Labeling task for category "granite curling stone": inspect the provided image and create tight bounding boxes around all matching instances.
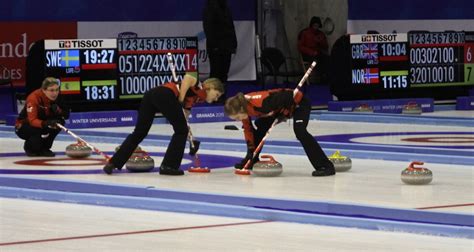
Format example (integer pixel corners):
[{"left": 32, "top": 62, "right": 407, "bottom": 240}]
[
  {"left": 402, "top": 102, "right": 422, "bottom": 115},
  {"left": 401, "top": 161, "right": 433, "bottom": 185},
  {"left": 115, "top": 145, "right": 142, "bottom": 152},
  {"left": 65, "top": 141, "right": 92, "bottom": 158},
  {"left": 126, "top": 151, "right": 155, "bottom": 172},
  {"left": 252, "top": 155, "right": 283, "bottom": 177},
  {"left": 328, "top": 150, "right": 352, "bottom": 172},
  {"left": 353, "top": 104, "right": 373, "bottom": 113}
]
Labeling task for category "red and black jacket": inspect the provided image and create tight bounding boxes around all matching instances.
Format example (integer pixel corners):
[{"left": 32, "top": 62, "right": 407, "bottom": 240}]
[
  {"left": 15, "top": 89, "right": 65, "bottom": 129},
  {"left": 242, "top": 88, "right": 303, "bottom": 149},
  {"left": 162, "top": 82, "right": 207, "bottom": 110}
]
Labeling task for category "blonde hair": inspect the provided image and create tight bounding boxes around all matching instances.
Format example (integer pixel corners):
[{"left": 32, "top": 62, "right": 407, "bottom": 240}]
[
  {"left": 224, "top": 92, "right": 248, "bottom": 116},
  {"left": 41, "top": 77, "right": 59, "bottom": 89},
  {"left": 203, "top": 78, "right": 225, "bottom": 94}
]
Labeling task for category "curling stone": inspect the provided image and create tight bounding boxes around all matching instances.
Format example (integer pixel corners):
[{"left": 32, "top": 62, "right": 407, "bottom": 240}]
[
  {"left": 353, "top": 104, "right": 373, "bottom": 113},
  {"left": 126, "top": 151, "right": 155, "bottom": 172},
  {"left": 402, "top": 102, "right": 422, "bottom": 115},
  {"left": 115, "top": 145, "right": 142, "bottom": 152},
  {"left": 328, "top": 150, "right": 352, "bottom": 172},
  {"left": 401, "top": 161, "right": 433, "bottom": 185},
  {"left": 252, "top": 155, "right": 283, "bottom": 177},
  {"left": 65, "top": 141, "right": 92, "bottom": 158}
]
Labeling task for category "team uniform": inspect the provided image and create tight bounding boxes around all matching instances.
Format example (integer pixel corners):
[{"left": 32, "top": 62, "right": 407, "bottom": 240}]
[
  {"left": 106, "top": 81, "right": 207, "bottom": 174},
  {"left": 15, "top": 89, "right": 67, "bottom": 156},
  {"left": 238, "top": 88, "right": 335, "bottom": 174}
]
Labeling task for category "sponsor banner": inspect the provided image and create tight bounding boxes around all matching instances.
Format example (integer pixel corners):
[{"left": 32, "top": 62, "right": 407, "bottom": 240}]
[
  {"left": 189, "top": 106, "right": 231, "bottom": 123},
  {"left": 350, "top": 34, "right": 407, "bottom": 44},
  {"left": 328, "top": 98, "right": 434, "bottom": 113},
  {"left": 44, "top": 39, "right": 117, "bottom": 50},
  {"left": 78, "top": 21, "right": 256, "bottom": 81},
  {"left": 456, "top": 96, "right": 474, "bottom": 110},
  {"left": 0, "top": 22, "right": 77, "bottom": 87},
  {"left": 348, "top": 20, "right": 474, "bottom": 34},
  {"left": 64, "top": 110, "right": 137, "bottom": 129}
]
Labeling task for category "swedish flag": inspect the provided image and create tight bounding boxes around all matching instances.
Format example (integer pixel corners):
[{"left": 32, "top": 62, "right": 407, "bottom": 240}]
[{"left": 60, "top": 50, "right": 80, "bottom": 67}]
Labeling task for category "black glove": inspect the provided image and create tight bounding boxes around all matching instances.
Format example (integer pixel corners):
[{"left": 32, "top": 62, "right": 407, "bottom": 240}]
[
  {"left": 43, "top": 119, "right": 61, "bottom": 129},
  {"left": 50, "top": 103, "right": 61, "bottom": 115},
  {"left": 189, "top": 140, "right": 200, "bottom": 156},
  {"left": 234, "top": 149, "right": 255, "bottom": 170},
  {"left": 275, "top": 112, "right": 289, "bottom": 124}
]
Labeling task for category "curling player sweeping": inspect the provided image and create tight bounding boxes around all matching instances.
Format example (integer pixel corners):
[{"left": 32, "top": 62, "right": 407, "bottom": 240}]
[
  {"left": 103, "top": 73, "right": 224, "bottom": 175},
  {"left": 224, "top": 65, "right": 335, "bottom": 176}
]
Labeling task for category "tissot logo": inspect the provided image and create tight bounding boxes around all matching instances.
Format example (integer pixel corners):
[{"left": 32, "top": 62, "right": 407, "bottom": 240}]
[
  {"left": 58, "top": 40, "right": 104, "bottom": 49},
  {"left": 361, "top": 34, "right": 397, "bottom": 43},
  {"left": 59, "top": 41, "right": 72, "bottom": 48}
]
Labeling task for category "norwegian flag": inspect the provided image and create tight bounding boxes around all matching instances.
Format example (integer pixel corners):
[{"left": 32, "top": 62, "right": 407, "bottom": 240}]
[
  {"left": 364, "top": 68, "right": 379, "bottom": 84},
  {"left": 362, "top": 43, "right": 378, "bottom": 60}
]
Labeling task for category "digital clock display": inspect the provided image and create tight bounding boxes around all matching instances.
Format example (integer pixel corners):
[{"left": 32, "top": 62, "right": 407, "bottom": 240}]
[
  {"left": 43, "top": 37, "right": 198, "bottom": 111},
  {"left": 350, "top": 33, "right": 409, "bottom": 89},
  {"left": 335, "top": 31, "right": 474, "bottom": 100},
  {"left": 44, "top": 39, "right": 118, "bottom": 105}
]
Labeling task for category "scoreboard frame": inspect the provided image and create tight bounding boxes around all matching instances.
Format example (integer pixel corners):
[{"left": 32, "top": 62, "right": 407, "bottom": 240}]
[
  {"left": 331, "top": 31, "right": 474, "bottom": 101},
  {"left": 44, "top": 37, "right": 198, "bottom": 111}
]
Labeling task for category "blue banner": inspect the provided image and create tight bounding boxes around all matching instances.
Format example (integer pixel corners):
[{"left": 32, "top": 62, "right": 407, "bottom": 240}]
[
  {"left": 349, "top": 0, "right": 474, "bottom": 20},
  {"left": 65, "top": 110, "right": 137, "bottom": 129},
  {"left": 456, "top": 96, "right": 474, "bottom": 110},
  {"left": 328, "top": 98, "right": 434, "bottom": 113},
  {"left": 1, "top": 0, "right": 255, "bottom": 21},
  {"left": 189, "top": 106, "right": 231, "bottom": 123}
]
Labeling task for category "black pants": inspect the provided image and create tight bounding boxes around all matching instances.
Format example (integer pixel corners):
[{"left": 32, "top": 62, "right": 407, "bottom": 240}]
[
  {"left": 254, "top": 96, "right": 333, "bottom": 169},
  {"left": 15, "top": 124, "right": 60, "bottom": 153},
  {"left": 208, "top": 49, "right": 232, "bottom": 82},
  {"left": 110, "top": 87, "right": 188, "bottom": 169}
]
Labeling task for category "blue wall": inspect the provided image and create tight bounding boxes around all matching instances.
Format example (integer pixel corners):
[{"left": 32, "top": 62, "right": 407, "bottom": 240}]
[{"left": 0, "top": 0, "right": 255, "bottom": 21}]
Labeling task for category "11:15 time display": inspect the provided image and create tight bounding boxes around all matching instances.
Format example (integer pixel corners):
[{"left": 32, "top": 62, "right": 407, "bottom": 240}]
[
  {"left": 382, "top": 75, "right": 408, "bottom": 89},
  {"left": 84, "top": 86, "right": 115, "bottom": 100}
]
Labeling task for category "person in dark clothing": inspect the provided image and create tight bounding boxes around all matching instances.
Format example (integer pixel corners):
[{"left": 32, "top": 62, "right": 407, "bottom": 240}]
[
  {"left": 103, "top": 74, "right": 224, "bottom": 176},
  {"left": 15, "top": 77, "right": 69, "bottom": 157},
  {"left": 224, "top": 88, "right": 335, "bottom": 177},
  {"left": 203, "top": 0, "right": 237, "bottom": 83}
]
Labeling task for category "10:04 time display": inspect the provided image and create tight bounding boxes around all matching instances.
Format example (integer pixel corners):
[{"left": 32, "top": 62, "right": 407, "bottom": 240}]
[{"left": 84, "top": 85, "right": 115, "bottom": 100}]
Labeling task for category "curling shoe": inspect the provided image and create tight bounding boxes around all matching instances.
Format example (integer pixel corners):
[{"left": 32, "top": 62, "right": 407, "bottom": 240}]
[
  {"left": 103, "top": 162, "right": 116, "bottom": 175},
  {"left": 312, "top": 167, "right": 336, "bottom": 177},
  {"left": 159, "top": 165, "right": 184, "bottom": 176}
]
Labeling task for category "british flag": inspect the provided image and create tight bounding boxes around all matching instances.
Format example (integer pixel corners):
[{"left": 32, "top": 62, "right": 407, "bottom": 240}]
[
  {"left": 364, "top": 68, "right": 379, "bottom": 84},
  {"left": 362, "top": 43, "right": 378, "bottom": 60}
]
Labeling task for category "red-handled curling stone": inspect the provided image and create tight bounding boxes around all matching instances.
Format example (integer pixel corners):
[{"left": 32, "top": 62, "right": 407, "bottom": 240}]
[
  {"left": 126, "top": 150, "right": 155, "bottom": 172},
  {"left": 401, "top": 161, "right": 433, "bottom": 185},
  {"left": 65, "top": 141, "right": 92, "bottom": 158},
  {"left": 402, "top": 101, "right": 422, "bottom": 115},
  {"left": 252, "top": 155, "right": 283, "bottom": 177}
]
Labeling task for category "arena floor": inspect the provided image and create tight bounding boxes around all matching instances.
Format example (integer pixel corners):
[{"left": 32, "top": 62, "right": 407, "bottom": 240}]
[{"left": 0, "top": 109, "right": 473, "bottom": 251}]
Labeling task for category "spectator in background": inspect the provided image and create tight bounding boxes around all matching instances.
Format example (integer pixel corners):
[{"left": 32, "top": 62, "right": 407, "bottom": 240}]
[
  {"left": 203, "top": 0, "right": 237, "bottom": 84},
  {"left": 298, "top": 16, "right": 329, "bottom": 84},
  {"left": 15, "top": 77, "right": 69, "bottom": 157}
]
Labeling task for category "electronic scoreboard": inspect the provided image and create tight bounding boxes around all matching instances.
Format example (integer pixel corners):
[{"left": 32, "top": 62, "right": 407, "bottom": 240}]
[
  {"left": 44, "top": 37, "right": 198, "bottom": 111},
  {"left": 331, "top": 31, "right": 474, "bottom": 100}
]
